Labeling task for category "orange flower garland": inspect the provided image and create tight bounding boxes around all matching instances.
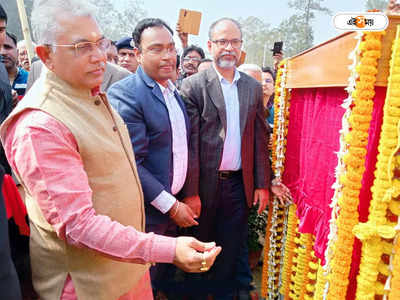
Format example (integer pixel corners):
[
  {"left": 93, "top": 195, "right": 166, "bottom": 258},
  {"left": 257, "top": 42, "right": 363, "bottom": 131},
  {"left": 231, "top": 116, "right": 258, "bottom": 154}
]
[
  {"left": 354, "top": 27, "right": 400, "bottom": 300},
  {"left": 326, "top": 30, "right": 385, "bottom": 300},
  {"left": 279, "top": 204, "right": 299, "bottom": 297}
]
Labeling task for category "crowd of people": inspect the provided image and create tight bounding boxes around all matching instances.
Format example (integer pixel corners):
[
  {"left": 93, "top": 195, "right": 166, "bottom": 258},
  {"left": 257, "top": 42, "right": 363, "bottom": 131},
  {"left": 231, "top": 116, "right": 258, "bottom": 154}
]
[{"left": 0, "top": 1, "right": 292, "bottom": 300}]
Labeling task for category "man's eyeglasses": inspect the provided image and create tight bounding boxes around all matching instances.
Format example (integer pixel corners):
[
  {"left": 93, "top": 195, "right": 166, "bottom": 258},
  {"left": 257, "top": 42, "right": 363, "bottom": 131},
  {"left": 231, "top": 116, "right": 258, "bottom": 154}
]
[
  {"left": 143, "top": 46, "right": 177, "bottom": 56},
  {"left": 211, "top": 39, "right": 243, "bottom": 49},
  {"left": 183, "top": 57, "right": 201, "bottom": 63},
  {"left": 48, "top": 38, "right": 110, "bottom": 57},
  {"left": 264, "top": 79, "right": 274, "bottom": 84}
]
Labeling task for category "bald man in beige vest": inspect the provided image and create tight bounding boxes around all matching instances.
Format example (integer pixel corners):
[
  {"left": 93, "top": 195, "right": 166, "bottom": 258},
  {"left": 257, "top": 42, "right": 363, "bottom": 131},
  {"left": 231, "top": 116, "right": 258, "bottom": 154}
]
[{"left": 0, "top": 1, "right": 221, "bottom": 300}]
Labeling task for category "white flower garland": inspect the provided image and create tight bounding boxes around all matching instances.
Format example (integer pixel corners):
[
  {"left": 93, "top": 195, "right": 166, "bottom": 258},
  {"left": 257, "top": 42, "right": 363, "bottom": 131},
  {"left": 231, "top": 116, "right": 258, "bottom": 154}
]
[{"left": 267, "top": 61, "right": 290, "bottom": 299}]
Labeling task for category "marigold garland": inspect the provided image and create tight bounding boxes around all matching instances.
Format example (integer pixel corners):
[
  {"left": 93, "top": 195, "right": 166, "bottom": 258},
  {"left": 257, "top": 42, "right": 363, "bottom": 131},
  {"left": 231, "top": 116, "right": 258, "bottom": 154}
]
[
  {"left": 279, "top": 204, "right": 299, "bottom": 297},
  {"left": 325, "top": 30, "right": 385, "bottom": 300},
  {"left": 313, "top": 260, "right": 326, "bottom": 300},
  {"left": 389, "top": 225, "right": 400, "bottom": 300},
  {"left": 354, "top": 27, "right": 400, "bottom": 300},
  {"left": 321, "top": 31, "right": 363, "bottom": 288}
]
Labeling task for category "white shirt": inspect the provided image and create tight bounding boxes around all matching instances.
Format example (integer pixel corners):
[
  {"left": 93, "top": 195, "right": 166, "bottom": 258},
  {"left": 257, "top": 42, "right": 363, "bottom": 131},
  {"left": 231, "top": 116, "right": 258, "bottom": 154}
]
[
  {"left": 151, "top": 80, "right": 188, "bottom": 213},
  {"left": 215, "top": 66, "right": 242, "bottom": 171}
]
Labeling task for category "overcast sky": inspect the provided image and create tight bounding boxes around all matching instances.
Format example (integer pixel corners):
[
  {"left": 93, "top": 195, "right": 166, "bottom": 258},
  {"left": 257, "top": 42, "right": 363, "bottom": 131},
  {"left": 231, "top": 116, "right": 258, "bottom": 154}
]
[{"left": 131, "top": 0, "right": 370, "bottom": 54}]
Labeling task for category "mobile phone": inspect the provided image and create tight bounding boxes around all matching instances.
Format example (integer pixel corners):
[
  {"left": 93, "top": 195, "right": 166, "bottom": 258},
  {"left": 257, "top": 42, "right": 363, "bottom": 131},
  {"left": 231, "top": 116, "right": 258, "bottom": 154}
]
[{"left": 271, "top": 41, "right": 283, "bottom": 55}]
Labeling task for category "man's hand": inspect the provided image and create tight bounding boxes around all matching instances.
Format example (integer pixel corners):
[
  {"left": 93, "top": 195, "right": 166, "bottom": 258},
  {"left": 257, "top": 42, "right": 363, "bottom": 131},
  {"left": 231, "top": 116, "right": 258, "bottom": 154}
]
[
  {"left": 169, "top": 201, "right": 198, "bottom": 227},
  {"left": 272, "top": 52, "right": 283, "bottom": 71},
  {"left": 176, "top": 23, "right": 188, "bottom": 48},
  {"left": 183, "top": 195, "right": 201, "bottom": 217},
  {"left": 11, "top": 89, "right": 18, "bottom": 108},
  {"left": 173, "top": 237, "right": 222, "bottom": 273},
  {"left": 271, "top": 182, "right": 292, "bottom": 206},
  {"left": 253, "top": 188, "right": 269, "bottom": 214}
]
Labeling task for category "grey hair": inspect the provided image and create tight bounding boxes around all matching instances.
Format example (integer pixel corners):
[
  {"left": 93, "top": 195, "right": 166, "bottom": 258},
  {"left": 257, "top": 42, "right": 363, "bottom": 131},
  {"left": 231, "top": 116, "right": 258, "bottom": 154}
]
[
  {"left": 208, "top": 17, "right": 242, "bottom": 40},
  {"left": 31, "top": 0, "right": 97, "bottom": 45},
  {"left": 237, "top": 63, "right": 262, "bottom": 74}
]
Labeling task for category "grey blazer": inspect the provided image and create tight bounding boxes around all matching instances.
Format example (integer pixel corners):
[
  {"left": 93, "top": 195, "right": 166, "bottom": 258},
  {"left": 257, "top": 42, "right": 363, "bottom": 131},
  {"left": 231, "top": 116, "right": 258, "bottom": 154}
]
[
  {"left": 26, "top": 60, "right": 131, "bottom": 92},
  {"left": 180, "top": 67, "right": 271, "bottom": 209}
]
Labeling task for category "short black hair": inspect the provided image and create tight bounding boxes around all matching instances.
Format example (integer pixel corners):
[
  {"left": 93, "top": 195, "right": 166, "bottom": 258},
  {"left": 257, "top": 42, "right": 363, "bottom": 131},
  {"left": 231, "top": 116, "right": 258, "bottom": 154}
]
[
  {"left": 6, "top": 32, "right": 17, "bottom": 46},
  {"left": 0, "top": 4, "right": 7, "bottom": 23},
  {"left": 132, "top": 18, "right": 173, "bottom": 49},
  {"left": 262, "top": 66, "right": 275, "bottom": 81},
  {"left": 183, "top": 45, "right": 205, "bottom": 60},
  {"left": 176, "top": 54, "right": 180, "bottom": 69}
]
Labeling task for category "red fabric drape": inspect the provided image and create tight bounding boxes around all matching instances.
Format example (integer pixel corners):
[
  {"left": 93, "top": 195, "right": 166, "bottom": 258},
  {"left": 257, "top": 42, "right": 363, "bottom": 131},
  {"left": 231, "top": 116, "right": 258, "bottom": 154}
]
[
  {"left": 282, "top": 86, "right": 386, "bottom": 300},
  {"left": 2, "top": 174, "right": 29, "bottom": 236},
  {"left": 283, "top": 87, "right": 346, "bottom": 260}
]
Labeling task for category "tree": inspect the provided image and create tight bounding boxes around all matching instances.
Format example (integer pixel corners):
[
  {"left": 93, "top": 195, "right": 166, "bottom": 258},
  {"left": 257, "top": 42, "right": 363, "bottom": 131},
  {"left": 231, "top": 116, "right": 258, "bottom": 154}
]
[
  {"left": 90, "top": 0, "right": 147, "bottom": 41},
  {"left": 239, "top": 16, "right": 276, "bottom": 67},
  {"left": 0, "top": 0, "right": 147, "bottom": 43},
  {"left": 288, "top": 0, "right": 332, "bottom": 51},
  {"left": 240, "top": 1, "right": 332, "bottom": 66},
  {"left": 365, "top": 0, "right": 388, "bottom": 10}
]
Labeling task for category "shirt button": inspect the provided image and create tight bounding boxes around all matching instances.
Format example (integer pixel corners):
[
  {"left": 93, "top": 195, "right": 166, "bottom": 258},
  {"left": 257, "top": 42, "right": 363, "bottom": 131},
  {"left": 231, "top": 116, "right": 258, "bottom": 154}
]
[
  {"left": 94, "top": 99, "right": 101, "bottom": 105},
  {"left": 112, "top": 125, "right": 118, "bottom": 132}
]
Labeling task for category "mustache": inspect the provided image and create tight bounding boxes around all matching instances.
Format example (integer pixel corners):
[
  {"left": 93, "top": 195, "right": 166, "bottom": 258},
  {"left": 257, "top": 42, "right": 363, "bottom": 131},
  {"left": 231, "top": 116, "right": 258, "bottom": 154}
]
[{"left": 219, "top": 51, "right": 237, "bottom": 59}]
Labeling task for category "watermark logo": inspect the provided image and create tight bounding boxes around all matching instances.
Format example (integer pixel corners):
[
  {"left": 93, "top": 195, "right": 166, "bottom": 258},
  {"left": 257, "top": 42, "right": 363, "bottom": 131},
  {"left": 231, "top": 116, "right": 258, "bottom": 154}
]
[{"left": 333, "top": 12, "right": 388, "bottom": 31}]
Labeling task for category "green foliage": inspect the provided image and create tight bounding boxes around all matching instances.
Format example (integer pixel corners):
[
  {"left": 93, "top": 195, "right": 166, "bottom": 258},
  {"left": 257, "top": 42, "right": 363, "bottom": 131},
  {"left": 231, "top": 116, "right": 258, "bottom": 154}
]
[
  {"left": 248, "top": 204, "right": 268, "bottom": 252},
  {"left": 365, "top": 0, "right": 388, "bottom": 10}
]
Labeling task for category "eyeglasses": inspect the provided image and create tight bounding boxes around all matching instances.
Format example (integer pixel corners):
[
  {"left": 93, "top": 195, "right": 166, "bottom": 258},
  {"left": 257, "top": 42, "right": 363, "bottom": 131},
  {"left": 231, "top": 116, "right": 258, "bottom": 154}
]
[
  {"left": 211, "top": 39, "right": 242, "bottom": 49},
  {"left": 264, "top": 79, "right": 274, "bottom": 84},
  {"left": 48, "top": 38, "right": 110, "bottom": 57},
  {"left": 183, "top": 57, "right": 201, "bottom": 63},
  {"left": 143, "top": 46, "right": 177, "bottom": 56}
]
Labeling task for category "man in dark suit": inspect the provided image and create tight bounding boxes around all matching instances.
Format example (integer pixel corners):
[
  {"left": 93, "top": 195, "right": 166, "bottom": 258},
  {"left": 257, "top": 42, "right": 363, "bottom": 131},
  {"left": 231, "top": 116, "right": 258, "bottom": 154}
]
[
  {"left": 107, "top": 18, "right": 197, "bottom": 297},
  {"left": 180, "top": 17, "right": 271, "bottom": 299}
]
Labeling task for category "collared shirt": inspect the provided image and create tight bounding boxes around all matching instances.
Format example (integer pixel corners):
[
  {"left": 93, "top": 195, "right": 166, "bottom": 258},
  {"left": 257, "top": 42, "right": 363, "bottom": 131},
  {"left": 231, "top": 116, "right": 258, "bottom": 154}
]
[
  {"left": 214, "top": 66, "right": 242, "bottom": 171},
  {"left": 151, "top": 80, "right": 188, "bottom": 213},
  {"left": 12, "top": 67, "right": 28, "bottom": 97}
]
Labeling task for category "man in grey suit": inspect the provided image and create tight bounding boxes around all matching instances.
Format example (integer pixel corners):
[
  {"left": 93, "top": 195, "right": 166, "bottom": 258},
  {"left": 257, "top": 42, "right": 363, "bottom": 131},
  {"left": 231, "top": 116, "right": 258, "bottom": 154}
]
[
  {"left": 180, "top": 18, "right": 271, "bottom": 300},
  {"left": 26, "top": 59, "right": 131, "bottom": 92}
]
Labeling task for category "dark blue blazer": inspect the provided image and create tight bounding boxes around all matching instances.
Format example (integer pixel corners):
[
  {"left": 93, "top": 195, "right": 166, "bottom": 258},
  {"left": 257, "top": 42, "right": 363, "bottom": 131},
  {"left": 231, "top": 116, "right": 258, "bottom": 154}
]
[{"left": 107, "top": 66, "right": 190, "bottom": 225}]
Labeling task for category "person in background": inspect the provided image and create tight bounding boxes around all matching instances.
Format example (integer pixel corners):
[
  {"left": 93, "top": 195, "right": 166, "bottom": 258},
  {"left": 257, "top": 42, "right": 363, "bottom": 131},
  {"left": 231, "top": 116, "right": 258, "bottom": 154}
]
[
  {"left": 106, "top": 40, "right": 119, "bottom": 64},
  {"left": 116, "top": 37, "right": 139, "bottom": 73},
  {"left": 1, "top": 1, "right": 221, "bottom": 299},
  {"left": 197, "top": 58, "right": 213, "bottom": 73},
  {"left": 261, "top": 66, "right": 275, "bottom": 129},
  {"left": 1, "top": 32, "right": 28, "bottom": 102},
  {"left": 16, "top": 40, "right": 34, "bottom": 72},
  {"left": 176, "top": 45, "right": 205, "bottom": 89}
]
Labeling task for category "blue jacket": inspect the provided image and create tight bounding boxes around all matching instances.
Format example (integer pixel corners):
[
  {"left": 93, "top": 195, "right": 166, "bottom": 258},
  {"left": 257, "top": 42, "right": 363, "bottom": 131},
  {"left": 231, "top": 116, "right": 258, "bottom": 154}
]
[{"left": 107, "top": 67, "right": 190, "bottom": 225}]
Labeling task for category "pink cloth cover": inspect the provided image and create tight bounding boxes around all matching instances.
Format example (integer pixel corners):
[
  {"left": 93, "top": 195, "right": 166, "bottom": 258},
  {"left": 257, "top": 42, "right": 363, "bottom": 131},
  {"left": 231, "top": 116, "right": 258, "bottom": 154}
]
[{"left": 282, "top": 86, "right": 387, "bottom": 300}]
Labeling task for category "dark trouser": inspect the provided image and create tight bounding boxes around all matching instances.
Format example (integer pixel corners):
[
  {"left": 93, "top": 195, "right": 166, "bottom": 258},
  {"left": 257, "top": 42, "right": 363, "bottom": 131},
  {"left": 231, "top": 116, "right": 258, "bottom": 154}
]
[
  {"left": 146, "top": 220, "right": 177, "bottom": 293},
  {"left": 235, "top": 230, "right": 253, "bottom": 291},
  {"left": 186, "top": 171, "right": 249, "bottom": 300}
]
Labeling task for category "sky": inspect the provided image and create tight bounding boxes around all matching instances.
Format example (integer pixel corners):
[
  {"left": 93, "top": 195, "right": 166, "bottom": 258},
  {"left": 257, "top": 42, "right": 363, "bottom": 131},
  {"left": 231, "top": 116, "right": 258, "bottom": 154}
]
[{"left": 128, "top": 0, "right": 371, "bottom": 55}]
